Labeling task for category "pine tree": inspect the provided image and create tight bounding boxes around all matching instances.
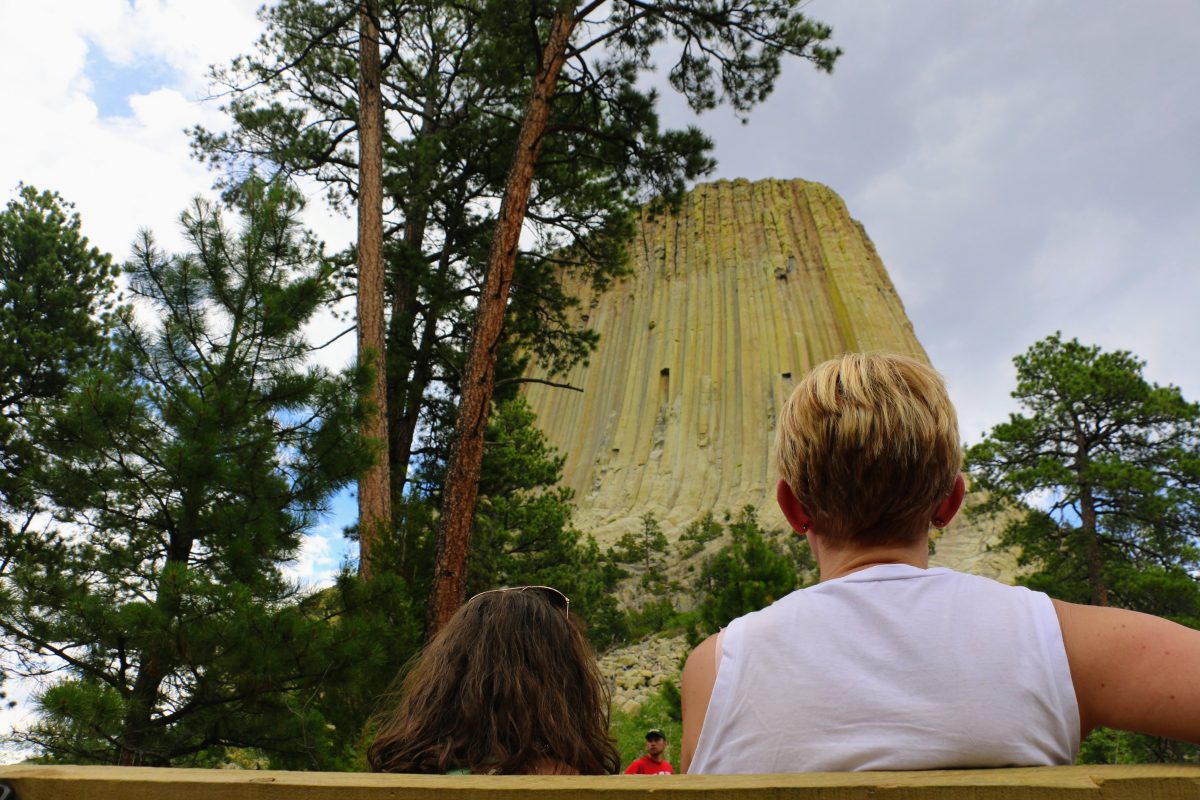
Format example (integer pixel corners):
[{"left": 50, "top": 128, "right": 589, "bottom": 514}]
[
  {"left": 678, "top": 512, "right": 723, "bottom": 559},
  {"left": 0, "top": 180, "right": 376, "bottom": 765},
  {"left": 0, "top": 186, "right": 118, "bottom": 511},
  {"left": 467, "top": 397, "right": 628, "bottom": 648},
  {"left": 967, "top": 333, "right": 1200, "bottom": 616},
  {"left": 967, "top": 333, "right": 1200, "bottom": 763},
  {"left": 193, "top": 0, "right": 632, "bottom": 512},
  {"left": 695, "top": 507, "right": 814, "bottom": 633},
  {"left": 613, "top": 513, "right": 671, "bottom": 592},
  {"left": 355, "top": 0, "right": 391, "bottom": 579}
]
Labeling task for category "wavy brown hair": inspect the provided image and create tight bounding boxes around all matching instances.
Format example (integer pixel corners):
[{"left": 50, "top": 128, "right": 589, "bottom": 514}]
[{"left": 367, "top": 588, "right": 620, "bottom": 775}]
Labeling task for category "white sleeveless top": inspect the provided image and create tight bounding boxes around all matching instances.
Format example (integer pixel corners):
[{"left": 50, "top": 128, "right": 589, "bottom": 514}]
[{"left": 689, "top": 564, "right": 1080, "bottom": 773}]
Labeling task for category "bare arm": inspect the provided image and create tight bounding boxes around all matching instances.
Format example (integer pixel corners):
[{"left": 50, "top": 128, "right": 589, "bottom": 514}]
[
  {"left": 679, "top": 633, "right": 718, "bottom": 773},
  {"left": 1054, "top": 598, "right": 1200, "bottom": 743}
]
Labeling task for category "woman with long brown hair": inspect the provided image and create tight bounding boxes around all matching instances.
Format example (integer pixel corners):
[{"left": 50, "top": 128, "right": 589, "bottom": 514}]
[{"left": 368, "top": 586, "right": 620, "bottom": 775}]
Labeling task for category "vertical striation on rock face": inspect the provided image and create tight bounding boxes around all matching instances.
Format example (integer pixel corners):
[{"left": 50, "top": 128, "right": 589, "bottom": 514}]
[
  {"left": 522, "top": 178, "right": 1013, "bottom": 580},
  {"left": 522, "top": 178, "right": 920, "bottom": 539}
]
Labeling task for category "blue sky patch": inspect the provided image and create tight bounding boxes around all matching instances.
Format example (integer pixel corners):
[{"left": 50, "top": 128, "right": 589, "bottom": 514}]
[{"left": 84, "top": 45, "right": 179, "bottom": 118}]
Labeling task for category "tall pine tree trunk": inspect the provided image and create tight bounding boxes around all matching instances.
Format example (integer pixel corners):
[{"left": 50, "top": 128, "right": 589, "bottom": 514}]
[
  {"left": 356, "top": 0, "right": 390, "bottom": 580},
  {"left": 391, "top": 285, "right": 440, "bottom": 495},
  {"left": 118, "top": 524, "right": 196, "bottom": 765},
  {"left": 386, "top": 273, "right": 420, "bottom": 496},
  {"left": 428, "top": 5, "right": 578, "bottom": 632},
  {"left": 387, "top": 83, "right": 440, "bottom": 501},
  {"left": 1075, "top": 430, "right": 1108, "bottom": 607},
  {"left": 1080, "top": 483, "right": 1109, "bottom": 606}
]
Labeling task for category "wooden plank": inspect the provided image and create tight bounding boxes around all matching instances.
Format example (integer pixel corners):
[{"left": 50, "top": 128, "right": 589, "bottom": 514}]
[{"left": 1, "top": 765, "right": 1200, "bottom": 800}]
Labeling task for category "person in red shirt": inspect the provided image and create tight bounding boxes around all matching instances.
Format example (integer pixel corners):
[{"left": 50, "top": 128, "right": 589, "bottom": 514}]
[{"left": 624, "top": 729, "right": 674, "bottom": 774}]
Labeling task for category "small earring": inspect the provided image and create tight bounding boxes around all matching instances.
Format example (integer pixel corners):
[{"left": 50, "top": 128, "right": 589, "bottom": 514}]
[
  {"left": 799, "top": 523, "right": 810, "bottom": 533},
  {"left": 932, "top": 517, "right": 945, "bottom": 528}
]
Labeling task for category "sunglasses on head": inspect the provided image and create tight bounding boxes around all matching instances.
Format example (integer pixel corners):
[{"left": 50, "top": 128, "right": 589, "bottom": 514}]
[{"left": 467, "top": 585, "right": 570, "bottom": 619}]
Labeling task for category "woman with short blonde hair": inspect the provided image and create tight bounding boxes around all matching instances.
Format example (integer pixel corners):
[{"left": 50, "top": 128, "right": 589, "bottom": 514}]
[{"left": 681, "top": 352, "right": 1200, "bottom": 774}]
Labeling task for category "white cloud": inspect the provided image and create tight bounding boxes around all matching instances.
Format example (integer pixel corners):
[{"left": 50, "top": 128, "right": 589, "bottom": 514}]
[
  {"left": 76, "top": 0, "right": 263, "bottom": 91},
  {"left": 283, "top": 525, "right": 350, "bottom": 589},
  {"left": 0, "top": 0, "right": 357, "bottom": 369},
  {"left": 0, "top": 1, "right": 261, "bottom": 256},
  {"left": 0, "top": 681, "right": 42, "bottom": 765}
]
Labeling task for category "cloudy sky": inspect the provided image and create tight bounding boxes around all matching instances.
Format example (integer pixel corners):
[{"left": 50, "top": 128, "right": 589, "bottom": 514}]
[
  {"left": 668, "top": 0, "right": 1200, "bottom": 442},
  {"left": 1, "top": 0, "right": 1197, "bottom": 727},
  {"left": 5, "top": 0, "right": 1195, "bottom": 437}
]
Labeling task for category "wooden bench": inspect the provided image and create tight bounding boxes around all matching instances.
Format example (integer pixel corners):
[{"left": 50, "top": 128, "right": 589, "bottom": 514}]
[{"left": 2, "top": 764, "right": 1200, "bottom": 800}]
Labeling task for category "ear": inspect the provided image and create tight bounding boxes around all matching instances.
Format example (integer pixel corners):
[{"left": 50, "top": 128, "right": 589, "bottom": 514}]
[
  {"left": 932, "top": 473, "right": 967, "bottom": 528},
  {"left": 776, "top": 479, "right": 812, "bottom": 534}
]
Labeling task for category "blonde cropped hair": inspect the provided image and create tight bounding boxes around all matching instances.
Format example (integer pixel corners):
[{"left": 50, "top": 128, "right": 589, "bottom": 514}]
[{"left": 776, "top": 353, "right": 962, "bottom": 545}]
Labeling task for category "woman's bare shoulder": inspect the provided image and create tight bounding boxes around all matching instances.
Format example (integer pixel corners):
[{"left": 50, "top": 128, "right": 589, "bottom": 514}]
[
  {"left": 679, "top": 633, "right": 720, "bottom": 773},
  {"left": 1053, "top": 598, "right": 1200, "bottom": 744}
]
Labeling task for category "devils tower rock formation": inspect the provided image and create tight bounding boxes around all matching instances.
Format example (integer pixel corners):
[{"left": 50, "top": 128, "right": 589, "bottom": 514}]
[{"left": 523, "top": 178, "right": 1014, "bottom": 579}]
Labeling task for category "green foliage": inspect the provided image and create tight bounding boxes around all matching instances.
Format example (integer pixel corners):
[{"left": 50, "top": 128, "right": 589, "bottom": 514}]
[
  {"left": 678, "top": 512, "right": 723, "bottom": 558},
  {"left": 609, "top": 507, "right": 816, "bottom": 644},
  {"left": 302, "top": 570, "right": 423, "bottom": 771},
  {"left": 614, "top": 513, "right": 702, "bottom": 641},
  {"left": 609, "top": 685, "right": 683, "bottom": 772},
  {"left": 1078, "top": 727, "right": 1200, "bottom": 765},
  {"left": 0, "top": 185, "right": 118, "bottom": 509},
  {"left": 967, "top": 333, "right": 1200, "bottom": 762},
  {"left": 658, "top": 679, "right": 683, "bottom": 723},
  {"left": 461, "top": 396, "right": 628, "bottom": 650},
  {"left": 695, "top": 506, "right": 815, "bottom": 634},
  {"left": 623, "top": 600, "right": 699, "bottom": 643},
  {"left": 0, "top": 180, "right": 380, "bottom": 766},
  {"left": 613, "top": 513, "right": 671, "bottom": 592}
]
